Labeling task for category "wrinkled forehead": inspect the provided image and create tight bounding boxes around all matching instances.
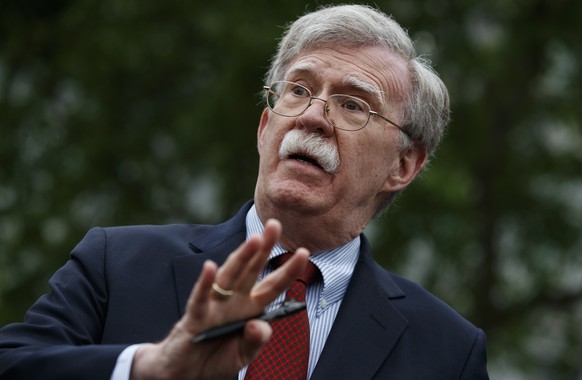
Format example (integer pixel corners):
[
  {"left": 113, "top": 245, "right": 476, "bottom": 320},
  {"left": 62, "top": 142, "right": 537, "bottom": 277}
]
[
  {"left": 283, "top": 46, "right": 411, "bottom": 107},
  {"left": 286, "top": 60, "right": 386, "bottom": 106}
]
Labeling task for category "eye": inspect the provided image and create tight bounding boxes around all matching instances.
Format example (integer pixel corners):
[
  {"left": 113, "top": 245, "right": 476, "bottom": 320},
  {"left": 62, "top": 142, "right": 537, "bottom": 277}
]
[
  {"left": 341, "top": 96, "right": 367, "bottom": 113},
  {"left": 289, "top": 83, "right": 310, "bottom": 97}
]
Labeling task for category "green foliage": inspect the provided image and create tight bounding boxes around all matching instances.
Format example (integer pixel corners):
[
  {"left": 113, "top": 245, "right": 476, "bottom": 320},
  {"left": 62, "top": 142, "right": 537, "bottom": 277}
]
[{"left": 1, "top": 0, "right": 581, "bottom": 378}]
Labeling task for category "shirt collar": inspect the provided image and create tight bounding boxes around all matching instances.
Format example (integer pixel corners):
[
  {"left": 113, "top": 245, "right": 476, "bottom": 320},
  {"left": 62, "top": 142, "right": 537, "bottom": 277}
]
[{"left": 245, "top": 204, "right": 360, "bottom": 310}]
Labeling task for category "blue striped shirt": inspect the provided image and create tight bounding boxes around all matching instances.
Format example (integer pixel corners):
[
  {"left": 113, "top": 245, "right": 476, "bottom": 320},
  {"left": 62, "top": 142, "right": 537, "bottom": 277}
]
[{"left": 239, "top": 205, "right": 360, "bottom": 379}]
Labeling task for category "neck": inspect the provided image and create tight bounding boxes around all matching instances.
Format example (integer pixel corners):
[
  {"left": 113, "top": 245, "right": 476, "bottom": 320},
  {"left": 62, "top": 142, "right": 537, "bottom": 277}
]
[{"left": 254, "top": 198, "right": 367, "bottom": 254}]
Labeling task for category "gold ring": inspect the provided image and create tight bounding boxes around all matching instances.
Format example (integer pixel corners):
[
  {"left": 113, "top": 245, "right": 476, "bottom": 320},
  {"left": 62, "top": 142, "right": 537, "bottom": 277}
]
[{"left": 212, "top": 282, "right": 234, "bottom": 299}]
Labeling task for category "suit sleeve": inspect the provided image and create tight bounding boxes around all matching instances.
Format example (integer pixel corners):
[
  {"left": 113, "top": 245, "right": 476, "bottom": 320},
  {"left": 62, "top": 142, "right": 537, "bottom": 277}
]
[
  {"left": 460, "top": 328, "right": 490, "bottom": 380},
  {"left": 0, "top": 228, "right": 128, "bottom": 380}
]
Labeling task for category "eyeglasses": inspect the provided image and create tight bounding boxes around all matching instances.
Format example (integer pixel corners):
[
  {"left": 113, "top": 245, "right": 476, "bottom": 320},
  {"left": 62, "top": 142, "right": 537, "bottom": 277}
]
[{"left": 263, "top": 81, "right": 406, "bottom": 134}]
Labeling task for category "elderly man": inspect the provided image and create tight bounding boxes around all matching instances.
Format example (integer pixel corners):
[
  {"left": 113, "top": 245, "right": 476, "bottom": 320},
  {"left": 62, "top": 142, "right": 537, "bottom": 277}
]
[{"left": 0, "top": 4, "right": 489, "bottom": 380}]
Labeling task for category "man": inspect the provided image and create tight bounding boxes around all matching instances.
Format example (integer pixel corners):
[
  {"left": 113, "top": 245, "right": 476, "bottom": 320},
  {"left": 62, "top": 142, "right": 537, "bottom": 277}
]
[{"left": 0, "top": 4, "right": 489, "bottom": 379}]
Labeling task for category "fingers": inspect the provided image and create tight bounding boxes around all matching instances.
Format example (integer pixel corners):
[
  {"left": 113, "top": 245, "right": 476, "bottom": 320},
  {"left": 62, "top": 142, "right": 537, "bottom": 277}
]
[
  {"left": 146, "top": 220, "right": 311, "bottom": 380},
  {"left": 187, "top": 260, "right": 218, "bottom": 323},
  {"left": 239, "top": 320, "right": 272, "bottom": 365},
  {"left": 215, "top": 219, "right": 282, "bottom": 294},
  {"left": 184, "top": 219, "right": 309, "bottom": 332},
  {"left": 245, "top": 320, "right": 272, "bottom": 345},
  {"left": 261, "top": 219, "right": 283, "bottom": 250},
  {"left": 251, "top": 248, "right": 309, "bottom": 305},
  {"left": 214, "top": 237, "right": 261, "bottom": 292},
  {"left": 183, "top": 219, "right": 286, "bottom": 330},
  {"left": 236, "top": 220, "right": 282, "bottom": 292}
]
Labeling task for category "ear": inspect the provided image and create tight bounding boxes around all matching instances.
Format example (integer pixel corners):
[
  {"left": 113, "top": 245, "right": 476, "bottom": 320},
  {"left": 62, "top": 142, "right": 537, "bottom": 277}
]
[
  {"left": 381, "top": 146, "right": 427, "bottom": 193},
  {"left": 257, "top": 108, "right": 270, "bottom": 153}
]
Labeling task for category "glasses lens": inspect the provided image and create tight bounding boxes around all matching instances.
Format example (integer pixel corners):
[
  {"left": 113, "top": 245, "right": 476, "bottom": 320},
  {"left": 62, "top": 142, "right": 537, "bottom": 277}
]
[
  {"left": 326, "top": 94, "right": 371, "bottom": 131},
  {"left": 266, "top": 81, "right": 311, "bottom": 117}
]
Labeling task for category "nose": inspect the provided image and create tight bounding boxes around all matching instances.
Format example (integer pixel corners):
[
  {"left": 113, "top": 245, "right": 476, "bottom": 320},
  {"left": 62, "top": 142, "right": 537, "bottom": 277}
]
[{"left": 297, "top": 97, "right": 335, "bottom": 137}]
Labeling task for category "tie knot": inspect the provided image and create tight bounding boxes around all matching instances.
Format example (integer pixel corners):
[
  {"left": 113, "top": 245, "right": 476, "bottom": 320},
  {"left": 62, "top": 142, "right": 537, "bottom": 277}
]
[{"left": 271, "top": 252, "right": 321, "bottom": 285}]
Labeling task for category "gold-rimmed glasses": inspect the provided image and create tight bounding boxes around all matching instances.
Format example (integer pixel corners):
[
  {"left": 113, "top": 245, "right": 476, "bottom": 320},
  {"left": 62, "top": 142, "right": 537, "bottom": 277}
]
[{"left": 263, "top": 81, "right": 407, "bottom": 136}]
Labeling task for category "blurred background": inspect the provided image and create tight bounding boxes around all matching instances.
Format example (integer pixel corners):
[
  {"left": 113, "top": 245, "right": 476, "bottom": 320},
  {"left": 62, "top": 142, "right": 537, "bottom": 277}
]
[{"left": 1, "top": 0, "right": 581, "bottom": 378}]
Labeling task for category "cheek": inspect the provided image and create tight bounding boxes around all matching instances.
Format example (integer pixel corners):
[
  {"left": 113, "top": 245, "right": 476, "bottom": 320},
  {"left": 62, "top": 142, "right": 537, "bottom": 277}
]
[
  {"left": 259, "top": 124, "right": 293, "bottom": 173},
  {"left": 342, "top": 134, "right": 396, "bottom": 177},
  {"left": 259, "top": 123, "right": 281, "bottom": 156},
  {"left": 346, "top": 135, "right": 387, "bottom": 164}
]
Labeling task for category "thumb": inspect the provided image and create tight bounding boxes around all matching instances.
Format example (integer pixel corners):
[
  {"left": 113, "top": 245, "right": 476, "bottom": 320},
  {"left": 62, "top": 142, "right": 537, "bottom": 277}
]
[{"left": 239, "top": 320, "right": 272, "bottom": 365}]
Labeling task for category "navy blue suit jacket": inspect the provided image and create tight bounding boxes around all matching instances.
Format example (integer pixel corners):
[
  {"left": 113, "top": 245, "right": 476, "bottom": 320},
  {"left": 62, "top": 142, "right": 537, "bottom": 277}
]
[{"left": 0, "top": 202, "right": 489, "bottom": 379}]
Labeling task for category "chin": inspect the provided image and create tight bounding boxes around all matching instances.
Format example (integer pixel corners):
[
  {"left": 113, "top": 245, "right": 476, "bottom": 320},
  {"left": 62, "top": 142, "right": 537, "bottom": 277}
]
[{"left": 266, "top": 182, "right": 330, "bottom": 216}]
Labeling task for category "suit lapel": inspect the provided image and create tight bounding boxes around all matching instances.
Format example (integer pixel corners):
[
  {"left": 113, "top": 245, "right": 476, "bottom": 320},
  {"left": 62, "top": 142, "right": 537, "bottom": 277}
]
[
  {"left": 311, "top": 237, "right": 409, "bottom": 379},
  {"left": 172, "top": 235, "right": 246, "bottom": 380},
  {"left": 172, "top": 203, "right": 408, "bottom": 379},
  {"left": 172, "top": 202, "right": 251, "bottom": 315}
]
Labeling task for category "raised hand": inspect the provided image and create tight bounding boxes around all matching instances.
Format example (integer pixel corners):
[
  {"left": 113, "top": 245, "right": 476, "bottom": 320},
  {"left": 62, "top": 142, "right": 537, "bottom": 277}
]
[{"left": 131, "top": 219, "right": 309, "bottom": 380}]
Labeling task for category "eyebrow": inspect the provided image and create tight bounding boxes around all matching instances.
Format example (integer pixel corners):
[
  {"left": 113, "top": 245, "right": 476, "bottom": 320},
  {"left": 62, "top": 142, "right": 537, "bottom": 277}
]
[
  {"left": 285, "top": 62, "right": 318, "bottom": 78},
  {"left": 285, "top": 63, "right": 386, "bottom": 108},
  {"left": 344, "top": 75, "right": 385, "bottom": 108}
]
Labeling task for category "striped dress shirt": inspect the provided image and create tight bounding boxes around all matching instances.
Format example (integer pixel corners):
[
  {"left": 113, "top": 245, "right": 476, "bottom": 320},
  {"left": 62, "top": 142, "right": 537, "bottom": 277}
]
[{"left": 239, "top": 205, "right": 360, "bottom": 379}]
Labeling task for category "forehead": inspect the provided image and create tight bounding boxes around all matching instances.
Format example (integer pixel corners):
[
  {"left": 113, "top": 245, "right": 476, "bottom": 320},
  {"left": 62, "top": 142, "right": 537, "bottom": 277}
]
[
  {"left": 289, "top": 61, "right": 379, "bottom": 93},
  {"left": 284, "top": 45, "right": 411, "bottom": 105}
]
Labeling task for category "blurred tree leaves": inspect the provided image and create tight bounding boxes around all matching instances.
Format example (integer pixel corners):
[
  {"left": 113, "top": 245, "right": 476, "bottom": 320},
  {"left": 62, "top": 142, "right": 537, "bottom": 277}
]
[{"left": 1, "top": 0, "right": 581, "bottom": 378}]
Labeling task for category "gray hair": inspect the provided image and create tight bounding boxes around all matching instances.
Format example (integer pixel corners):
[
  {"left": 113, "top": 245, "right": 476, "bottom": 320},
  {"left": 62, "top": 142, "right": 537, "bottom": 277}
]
[
  {"left": 264, "top": 4, "right": 450, "bottom": 214},
  {"left": 265, "top": 4, "right": 450, "bottom": 158}
]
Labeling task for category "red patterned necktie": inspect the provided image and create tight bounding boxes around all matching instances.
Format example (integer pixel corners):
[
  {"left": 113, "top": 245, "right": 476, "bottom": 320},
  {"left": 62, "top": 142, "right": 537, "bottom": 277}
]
[{"left": 244, "top": 252, "right": 321, "bottom": 380}]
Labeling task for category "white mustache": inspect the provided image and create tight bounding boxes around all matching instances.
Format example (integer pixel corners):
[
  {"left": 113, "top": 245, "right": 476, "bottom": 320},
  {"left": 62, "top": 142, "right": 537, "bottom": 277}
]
[{"left": 279, "top": 130, "right": 340, "bottom": 174}]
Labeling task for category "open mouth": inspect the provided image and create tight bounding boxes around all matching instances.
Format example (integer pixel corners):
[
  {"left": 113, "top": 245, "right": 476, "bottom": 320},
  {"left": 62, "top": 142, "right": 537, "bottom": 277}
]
[
  {"left": 278, "top": 130, "right": 340, "bottom": 174},
  {"left": 288, "top": 153, "right": 323, "bottom": 169}
]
